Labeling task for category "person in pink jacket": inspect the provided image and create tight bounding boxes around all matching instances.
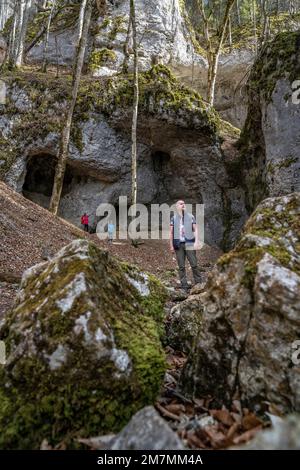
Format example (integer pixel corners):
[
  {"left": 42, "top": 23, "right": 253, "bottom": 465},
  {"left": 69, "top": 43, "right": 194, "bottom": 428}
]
[{"left": 81, "top": 213, "right": 89, "bottom": 232}]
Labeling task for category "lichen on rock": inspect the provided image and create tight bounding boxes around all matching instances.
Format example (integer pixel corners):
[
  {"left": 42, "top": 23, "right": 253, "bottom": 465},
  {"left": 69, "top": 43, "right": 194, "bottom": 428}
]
[{"left": 0, "top": 239, "right": 166, "bottom": 449}]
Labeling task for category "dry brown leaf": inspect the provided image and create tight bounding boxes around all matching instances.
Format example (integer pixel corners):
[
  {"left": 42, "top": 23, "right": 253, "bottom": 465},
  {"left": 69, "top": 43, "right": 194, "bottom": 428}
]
[
  {"left": 164, "top": 403, "right": 186, "bottom": 414},
  {"left": 233, "top": 425, "right": 263, "bottom": 445},
  {"left": 203, "top": 426, "right": 227, "bottom": 448},
  {"left": 155, "top": 402, "right": 181, "bottom": 421},
  {"left": 187, "top": 432, "right": 207, "bottom": 449},
  {"left": 226, "top": 422, "right": 241, "bottom": 441},
  {"left": 231, "top": 412, "right": 242, "bottom": 424},
  {"left": 242, "top": 413, "right": 263, "bottom": 430},
  {"left": 210, "top": 409, "right": 234, "bottom": 427}
]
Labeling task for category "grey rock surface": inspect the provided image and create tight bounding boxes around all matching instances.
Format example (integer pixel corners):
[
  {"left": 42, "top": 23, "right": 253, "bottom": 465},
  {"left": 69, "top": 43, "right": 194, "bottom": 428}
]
[
  {"left": 179, "top": 192, "right": 300, "bottom": 414},
  {"left": 109, "top": 406, "right": 185, "bottom": 450}
]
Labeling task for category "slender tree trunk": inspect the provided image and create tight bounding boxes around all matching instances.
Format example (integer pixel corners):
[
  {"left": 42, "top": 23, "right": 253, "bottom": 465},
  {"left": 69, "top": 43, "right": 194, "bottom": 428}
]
[
  {"left": 130, "top": 0, "right": 138, "bottom": 206},
  {"left": 261, "top": 0, "right": 270, "bottom": 45},
  {"left": 228, "top": 13, "right": 232, "bottom": 48},
  {"left": 15, "top": 0, "right": 30, "bottom": 68},
  {"left": 42, "top": 0, "right": 57, "bottom": 73},
  {"left": 49, "top": 0, "right": 92, "bottom": 215},
  {"left": 252, "top": 0, "right": 258, "bottom": 54},
  {"left": 207, "top": 0, "right": 235, "bottom": 106},
  {"left": 122, "top": 11, "right": 131, "bottom": 74},
  {"left": 77, "top": 0, "right": 87, "bottom": 43},
  {"left": 236, "top": 0, "right": 241, "bottom": 26},
  {"left": 6, "top": 1, "right": 18, "bottom": 68}
]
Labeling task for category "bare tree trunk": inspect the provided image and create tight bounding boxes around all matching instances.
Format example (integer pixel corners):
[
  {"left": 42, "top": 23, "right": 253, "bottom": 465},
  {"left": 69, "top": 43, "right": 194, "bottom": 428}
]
[
  {"left": 15, "top": 0, "right": 30, "bottom": 68},
  {"left": 261, "top": 0, "right": 270, "bottom": 45},
  {"left": 7, "top": 1, "right": 18, "bottom": 68},
  {"left": 77, "top": 0, "right": 87, "bottom": 43},
  {"left": 122, "top": 11, "right": 131, "bottom": 74},
  {"left": 42, "top": 0, "right": 57, "bottom": 73},
  {"left": 130, "top": 0, "right": 138, "bottom": 206},
  {"left": 236, "top": 0, "right": 241, "bottom": 26},
  {"left": 228, "top": 13, "right": 232, "bottom": 48},
  {"left": 252, "top": 0, "right": 258, "bottom": 54},
  {"left": 202, "top": 0, "right": 235, "bottom": 106},
  {"left": 49, "top": 0, "right": 92, "bottom": 215}
]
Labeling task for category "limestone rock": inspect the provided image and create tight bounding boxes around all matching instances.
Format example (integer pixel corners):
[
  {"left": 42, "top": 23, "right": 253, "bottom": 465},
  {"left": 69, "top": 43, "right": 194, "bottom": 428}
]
[
  {"left": 166, "top": 294, "right": 203, "bottom": 354},
  {"left": 26, "top": 0, "right": 206, "bottom": 73},
  {"left": 0, "top": 239, "right": 166, "bottom": 449},
  {"left": 109, "top": 406, "right": 185, "bottom": 450},
  {"left": 179, "top": 192, "right": 300, "bottom": 414},
  {"left": 239, "top": 31, "right": 300, "bottom": 211}
]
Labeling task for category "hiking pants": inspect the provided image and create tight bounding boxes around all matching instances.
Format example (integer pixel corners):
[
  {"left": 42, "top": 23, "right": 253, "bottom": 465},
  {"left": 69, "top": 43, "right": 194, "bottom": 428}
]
[{"left": 175, "top": 242, "right": 202, "bottom": 288}]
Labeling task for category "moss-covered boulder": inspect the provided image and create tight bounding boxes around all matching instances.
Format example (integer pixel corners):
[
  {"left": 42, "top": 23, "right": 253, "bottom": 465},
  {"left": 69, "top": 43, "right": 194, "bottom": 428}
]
[
  {"left": 0, "top": 239, "right": 166, "bottom": 449},
  {"left": 179, "top": 192, "right": 300, "bottom": 414}
]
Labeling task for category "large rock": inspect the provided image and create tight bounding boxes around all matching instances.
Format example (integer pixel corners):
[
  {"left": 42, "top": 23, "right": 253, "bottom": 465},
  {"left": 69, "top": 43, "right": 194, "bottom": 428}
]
[
  {"left": 0, "top": 66, "right": 247, "bottom": 249},
  {"left": 0, "top": 239, "right": 166, "bottom": 449},
  {"left": 238, "top": 31, "right": 300, "bottom": 212},
  {"left": 166, "top": 293, "right": 203, "bottom": 354},
  {"left": 109, "top": 406, "right": 185, "bottom": 450},
  {"left": 236, "top": 414, "right": 300, "bottom": 450},
  {"left": 179, "top": 192, "right": 300, "bottom": 414},
  {"left": 26, "top": 0, "right": 206, "bottom": 73}
]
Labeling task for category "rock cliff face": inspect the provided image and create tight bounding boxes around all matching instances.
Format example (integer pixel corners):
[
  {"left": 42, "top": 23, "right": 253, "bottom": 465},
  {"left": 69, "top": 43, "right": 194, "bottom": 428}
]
[
  {"left": 26, "top": 0, "right": 207, "bottom": 73},
  {"left": 238, "top": 31, "right": 300, "bottom": 213},
  {"left": 179, "top": 192, "right": 300, "bottom": 414},
  {"left": 0, "top": 239, "right": 166, "bottom": 449},
  {"left": 0, "top": 66, "right": 246, "bottom": 249}
]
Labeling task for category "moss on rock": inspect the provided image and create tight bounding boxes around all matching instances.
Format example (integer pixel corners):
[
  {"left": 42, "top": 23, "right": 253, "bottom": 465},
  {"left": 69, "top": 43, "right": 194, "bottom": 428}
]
[
  {"left": 0, "top": 239, "right": 166, "bottom": 449},
  {"left": 88, "top": 48, "right": 117, "bottom": 72}
]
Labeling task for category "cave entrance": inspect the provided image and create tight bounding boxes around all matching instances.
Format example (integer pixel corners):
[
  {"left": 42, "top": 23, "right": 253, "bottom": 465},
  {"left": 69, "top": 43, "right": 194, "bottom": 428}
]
[
  {"left": 151, "top": 150, "right": 171, "bottom": 202},
  {"left": 22, "top": 153, "right": 74, "bottom": 209},
  {"left": 152, "top": 150, "right": 171, "bottom": 172}
]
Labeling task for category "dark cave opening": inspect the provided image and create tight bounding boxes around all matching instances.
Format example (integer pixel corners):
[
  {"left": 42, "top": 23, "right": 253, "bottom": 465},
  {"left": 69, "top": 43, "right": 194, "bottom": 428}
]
[
  {"left": 22, "top": 153, "right": 77, "bottom": 207},
  {"left": 152, "top": 150, "right": 171, "bottom": 173}
]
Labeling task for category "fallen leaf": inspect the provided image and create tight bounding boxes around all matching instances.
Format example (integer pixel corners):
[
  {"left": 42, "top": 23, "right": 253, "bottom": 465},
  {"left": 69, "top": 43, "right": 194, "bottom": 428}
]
[
  {"left": 165, "top": 403, "right": 186, "bottom": 414},
  {"left": 210, "top": 409, "right": 234, "bottom": 427},
  {"left": 233, "top": 425, "right": 263, "bottom": 445},
  {"left": 242, "top": 413, "right": 263, "bottom": 430}
]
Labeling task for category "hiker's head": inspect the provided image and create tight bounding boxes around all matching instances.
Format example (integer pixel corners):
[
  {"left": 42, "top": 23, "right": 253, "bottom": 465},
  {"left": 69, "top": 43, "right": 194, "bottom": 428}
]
[{"left": 176, "top": 200, "right": 185, "bottom": 213}]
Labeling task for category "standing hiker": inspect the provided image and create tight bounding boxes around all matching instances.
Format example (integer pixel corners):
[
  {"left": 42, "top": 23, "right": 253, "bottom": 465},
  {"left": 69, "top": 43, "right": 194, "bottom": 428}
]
[
  {"left": 170, "top": 200, "right": 202, "bottom": 293},
  {"left": 108, "top": 220, "right": 115, "bottom": 243},
  {"left": 81, "top": 213, "right": 89, "bottom": 232}
]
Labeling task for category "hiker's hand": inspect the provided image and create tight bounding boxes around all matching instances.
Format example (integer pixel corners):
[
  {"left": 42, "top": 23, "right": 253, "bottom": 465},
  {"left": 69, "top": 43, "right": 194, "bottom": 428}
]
[
  {"left": 194, "top": 241, "right": 201, "bottom": 250},
  {"left": 170, "top": 245, "right": 175, "bottom": 253}
]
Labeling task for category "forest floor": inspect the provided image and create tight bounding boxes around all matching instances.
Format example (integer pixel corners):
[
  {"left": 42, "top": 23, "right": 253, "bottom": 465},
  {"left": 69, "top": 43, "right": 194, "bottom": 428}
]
[
  {"left": 0, "top": 181, "right": 222, "bottom": 317},
  {"left": 0, "top": 181, "right": 266, "bottom": 449}
]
